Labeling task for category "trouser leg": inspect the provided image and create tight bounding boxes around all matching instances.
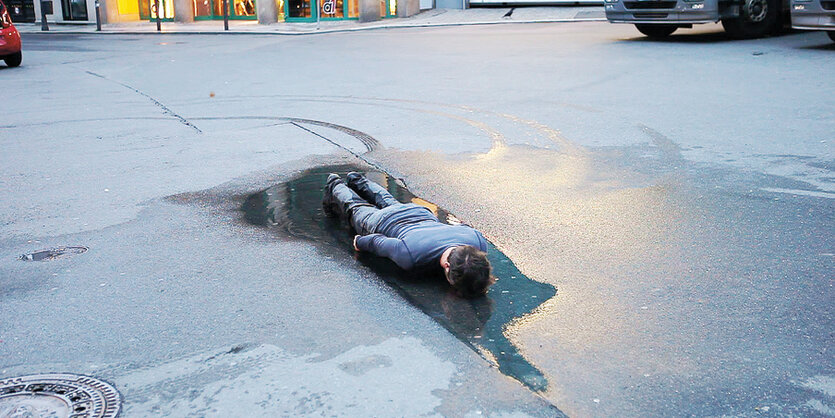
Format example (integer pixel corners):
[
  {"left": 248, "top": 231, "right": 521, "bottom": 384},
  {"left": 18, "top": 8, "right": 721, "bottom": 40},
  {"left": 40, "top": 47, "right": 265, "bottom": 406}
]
[
  {"left": 330, "top": 182, "right": 381, "bottom": 235},
  {"left": 346, "top": 173, "right": 401, "bottom": 208}
]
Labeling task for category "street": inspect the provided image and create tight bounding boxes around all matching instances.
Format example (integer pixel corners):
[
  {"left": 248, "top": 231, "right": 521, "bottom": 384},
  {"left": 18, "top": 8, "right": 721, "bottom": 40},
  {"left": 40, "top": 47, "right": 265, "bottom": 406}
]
[{"left": 1, "top": 21, "right": 833, "bottom": 416}]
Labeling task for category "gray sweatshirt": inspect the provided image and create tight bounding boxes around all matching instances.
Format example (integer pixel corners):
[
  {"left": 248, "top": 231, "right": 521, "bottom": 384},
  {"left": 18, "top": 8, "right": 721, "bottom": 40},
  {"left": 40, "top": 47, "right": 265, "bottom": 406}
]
[{"left": 355, "top": 204, "right": 488, "bottom": 271}]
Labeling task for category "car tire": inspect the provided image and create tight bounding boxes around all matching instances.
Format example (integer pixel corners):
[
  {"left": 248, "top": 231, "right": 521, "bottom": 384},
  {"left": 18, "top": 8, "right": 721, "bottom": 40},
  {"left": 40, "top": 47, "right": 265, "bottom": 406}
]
[
  {"left": 635, "top": 24, "right": 678, "bottom": 38},
  {"left": 721, "top": 0, "right": 779, "bottom": 39},
  {"left": 3, "top": 51, "right": 22, "bottom": 67},
  {"left": 828, "top": 31, "right": 835, "bottom": 42}
]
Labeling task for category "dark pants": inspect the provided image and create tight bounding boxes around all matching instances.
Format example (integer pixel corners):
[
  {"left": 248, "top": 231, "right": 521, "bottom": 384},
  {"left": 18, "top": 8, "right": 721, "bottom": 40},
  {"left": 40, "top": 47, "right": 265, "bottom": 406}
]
[{"left": 332, "top": 175, "right": 404, "bottom": 235}]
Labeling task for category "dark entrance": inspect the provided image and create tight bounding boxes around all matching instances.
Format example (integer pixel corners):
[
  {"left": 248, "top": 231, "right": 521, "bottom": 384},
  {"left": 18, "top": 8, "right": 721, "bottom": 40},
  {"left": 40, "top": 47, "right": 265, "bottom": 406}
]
[{"left": 60, "top": 0, "right": 88, "bottom": 20}]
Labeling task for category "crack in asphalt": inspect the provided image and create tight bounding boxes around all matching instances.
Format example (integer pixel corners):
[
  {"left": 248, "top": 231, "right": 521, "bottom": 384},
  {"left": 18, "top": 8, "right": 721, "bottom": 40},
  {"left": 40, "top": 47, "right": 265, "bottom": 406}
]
[{"left": 85, "top": 70, "right": 203, "bottom": 133}]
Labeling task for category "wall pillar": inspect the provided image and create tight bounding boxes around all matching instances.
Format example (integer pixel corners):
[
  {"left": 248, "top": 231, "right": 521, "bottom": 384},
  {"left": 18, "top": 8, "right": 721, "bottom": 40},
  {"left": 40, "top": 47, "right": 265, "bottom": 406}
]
[
  {"left": 173, "top": 0, "right": 193, "bottom": 22},
  {"left": 358, "top": 0, "right": 379, "bottom": 22},
  {"left": 100, "top": 0, "right": 112, "bottom": 23},
  {"left": 257, "top": 0, "right": 277, "bottom": 23}
]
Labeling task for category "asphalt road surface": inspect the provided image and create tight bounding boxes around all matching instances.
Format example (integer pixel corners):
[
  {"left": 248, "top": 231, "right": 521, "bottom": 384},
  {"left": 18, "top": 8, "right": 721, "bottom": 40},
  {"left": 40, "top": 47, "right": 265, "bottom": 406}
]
[{"left": 1, "top": 21, "right": 833, "bottom": 417}]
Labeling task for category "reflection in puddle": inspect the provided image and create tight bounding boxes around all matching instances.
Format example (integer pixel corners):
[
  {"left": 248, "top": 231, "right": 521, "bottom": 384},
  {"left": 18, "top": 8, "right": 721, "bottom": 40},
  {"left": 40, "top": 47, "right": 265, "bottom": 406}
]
[{"left": 242, "top": 165, "right": 556, "bottom": 391}]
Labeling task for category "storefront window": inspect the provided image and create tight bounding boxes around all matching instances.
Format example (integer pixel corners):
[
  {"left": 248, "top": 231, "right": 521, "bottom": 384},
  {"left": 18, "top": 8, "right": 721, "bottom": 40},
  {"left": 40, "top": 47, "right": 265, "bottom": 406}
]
[
  {"left": 192, "top": 0, "right": 255, "bottom": 18},
  {"left": 193, "top": 0, "right": 210, "bottom": 16},
  {"left": 388, "top": 0, "right": 395, "bottom": 15},
  {"left": 233, "top": 0, "right": 254, "bottom": 15},
  {"left": 347, "top": 0, "right": 356, "bottom": 17}
]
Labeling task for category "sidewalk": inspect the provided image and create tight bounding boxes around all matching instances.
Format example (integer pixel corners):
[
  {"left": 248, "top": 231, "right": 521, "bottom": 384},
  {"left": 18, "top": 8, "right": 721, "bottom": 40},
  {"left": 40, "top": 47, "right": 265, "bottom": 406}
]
[{"left": 16, "top": 6, "right": 605, "bottom": 35}]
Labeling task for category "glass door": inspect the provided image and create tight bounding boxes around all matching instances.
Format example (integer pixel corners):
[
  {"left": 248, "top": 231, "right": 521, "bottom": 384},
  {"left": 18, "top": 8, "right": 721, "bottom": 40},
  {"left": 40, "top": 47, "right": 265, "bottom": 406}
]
[
  {"left": 286, "top": 0, "right": 311, "bottom": 18},
  {"left": 380, "top": 0, "right": 394, "bottom": 17},
  {"left": 319, "top": 0, "right": 342, "bottom": 18},
  {"left": 61, "top": 0, "right": 88, "bottom": 20}
]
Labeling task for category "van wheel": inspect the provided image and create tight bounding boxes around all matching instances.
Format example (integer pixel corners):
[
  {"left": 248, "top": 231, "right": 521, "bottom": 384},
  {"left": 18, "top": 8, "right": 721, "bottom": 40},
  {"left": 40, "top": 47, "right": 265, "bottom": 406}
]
[
  {"left": 3, "top": 51, "right": 22, "bottom": 67},
  {"left": 721, "top": 0, "right": 778, "bottom": 38},
  {"left": 635, "top": 24, "right": 678, "bottom": 38},
  {"left": 828, "top": 31, "right": 835, "bottom": 42}
]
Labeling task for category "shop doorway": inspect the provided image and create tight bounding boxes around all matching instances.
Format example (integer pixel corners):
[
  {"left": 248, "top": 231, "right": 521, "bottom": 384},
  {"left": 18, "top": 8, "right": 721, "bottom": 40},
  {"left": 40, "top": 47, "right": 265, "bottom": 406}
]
[
  {"left": 379, "top": 0, "right": 394, "bottom": 17},
  {"left": 193, "top": 0, "right": 256, "bottom": 19},
  {"left": 60, "top": 0, "right": 88, "bottom": 20},
  {"left": 139, "top": 0, "right": 174, "bottom": 20}
]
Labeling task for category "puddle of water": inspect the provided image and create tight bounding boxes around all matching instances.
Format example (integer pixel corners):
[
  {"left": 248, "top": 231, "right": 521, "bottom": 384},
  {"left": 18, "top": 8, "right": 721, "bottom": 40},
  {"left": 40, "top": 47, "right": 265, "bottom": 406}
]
[{"left": 242, "top": 164, "right": 556, "bottom": 391}]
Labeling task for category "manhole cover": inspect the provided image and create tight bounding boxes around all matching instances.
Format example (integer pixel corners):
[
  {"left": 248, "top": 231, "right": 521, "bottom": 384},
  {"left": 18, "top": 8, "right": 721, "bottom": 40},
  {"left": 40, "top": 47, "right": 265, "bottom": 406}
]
[
  {"left": 0, "top": 373, "right": 120, "bottom": 418},
  {"left": 19, "top": 246, "right": 88, "bottom": 261}
]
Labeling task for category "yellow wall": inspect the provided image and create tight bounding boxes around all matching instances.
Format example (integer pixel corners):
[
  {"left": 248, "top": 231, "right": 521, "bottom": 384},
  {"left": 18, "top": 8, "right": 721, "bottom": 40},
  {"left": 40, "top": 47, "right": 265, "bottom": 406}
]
[
  {"left": 118, "top": 0, "right": 139, "bottom": 14},
  {"left": 105, "top": 0, "right": 140, "bottom": 21}
]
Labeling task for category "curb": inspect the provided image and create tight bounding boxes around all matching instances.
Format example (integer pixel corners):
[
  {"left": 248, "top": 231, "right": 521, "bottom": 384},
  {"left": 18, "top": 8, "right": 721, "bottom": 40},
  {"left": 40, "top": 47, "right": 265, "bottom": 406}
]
[{"left": 19, "top": 17, "right": 606, "bottom": 35}]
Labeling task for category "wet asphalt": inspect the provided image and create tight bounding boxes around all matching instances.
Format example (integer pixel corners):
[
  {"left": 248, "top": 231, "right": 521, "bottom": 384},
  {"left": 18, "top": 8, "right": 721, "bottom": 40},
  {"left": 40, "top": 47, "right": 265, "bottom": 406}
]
[{"left": 1, "top": 22, "right": 833, "bottom": 417}]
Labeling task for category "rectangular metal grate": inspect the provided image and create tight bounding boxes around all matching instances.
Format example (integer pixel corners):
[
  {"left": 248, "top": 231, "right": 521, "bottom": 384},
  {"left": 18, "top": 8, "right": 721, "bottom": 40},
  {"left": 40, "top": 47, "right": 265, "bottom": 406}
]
[
  {"left": 625, "top": 1, "right": 677, "bottom": 8},
  {"left": 632, "top": 12, "right": 671, "bottom": 17}
]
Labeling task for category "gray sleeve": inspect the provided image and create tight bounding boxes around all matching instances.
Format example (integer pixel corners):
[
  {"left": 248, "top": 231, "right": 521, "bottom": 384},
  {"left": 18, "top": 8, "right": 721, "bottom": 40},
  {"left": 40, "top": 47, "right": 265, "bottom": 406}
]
[
  {"left": 475, "top": 230, "right": 488, "bottom": 252},
  {"left": 355, "top": 234, "right": 415, "bottom": 270}
]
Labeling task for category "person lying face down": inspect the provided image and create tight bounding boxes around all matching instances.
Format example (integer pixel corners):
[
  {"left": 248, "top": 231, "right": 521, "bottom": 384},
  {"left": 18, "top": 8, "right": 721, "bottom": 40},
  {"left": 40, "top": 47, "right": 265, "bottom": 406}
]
[{"left": 323, "top": 172, "right": 494, "bottom": 298}]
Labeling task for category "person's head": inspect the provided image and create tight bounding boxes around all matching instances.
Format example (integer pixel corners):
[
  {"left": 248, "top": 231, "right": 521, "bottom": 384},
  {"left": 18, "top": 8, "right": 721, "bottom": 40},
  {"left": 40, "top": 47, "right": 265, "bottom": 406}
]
[{"left": 443, "top": 245, "right": 494, "bottom": 298}]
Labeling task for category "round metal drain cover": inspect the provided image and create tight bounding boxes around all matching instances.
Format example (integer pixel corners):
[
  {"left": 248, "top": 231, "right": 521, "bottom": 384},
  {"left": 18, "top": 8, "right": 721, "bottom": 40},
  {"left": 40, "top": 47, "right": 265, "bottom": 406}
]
[
  {"left": 0, "top": 374, "right": 120, "bottom": 418},
  {"left": 19, "top": 246, "right": 88, "bottom": 261}
]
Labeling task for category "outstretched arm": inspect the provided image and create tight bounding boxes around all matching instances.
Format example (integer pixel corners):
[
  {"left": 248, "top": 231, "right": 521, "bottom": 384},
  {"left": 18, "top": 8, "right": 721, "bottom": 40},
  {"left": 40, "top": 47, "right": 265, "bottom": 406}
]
[{"left": 354, "top": 234, "right": 414, "bottom": 270}]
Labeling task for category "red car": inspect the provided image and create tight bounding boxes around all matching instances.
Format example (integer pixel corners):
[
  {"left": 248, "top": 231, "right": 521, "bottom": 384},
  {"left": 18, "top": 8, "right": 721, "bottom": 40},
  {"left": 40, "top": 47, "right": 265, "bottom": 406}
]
[{"left": 0, "top": 0, "right": 21, "bottom": 67}]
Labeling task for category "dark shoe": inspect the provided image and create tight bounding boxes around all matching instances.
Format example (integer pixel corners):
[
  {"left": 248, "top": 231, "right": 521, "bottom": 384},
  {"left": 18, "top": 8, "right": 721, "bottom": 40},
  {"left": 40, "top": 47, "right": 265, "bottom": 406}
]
[
  {"left": 326, "top": 173, "right": 342, "bottom": 186},
  {"left": 346, "top": 171, "right": 365, "bottom": 187},
  {"left": 322, "top": 173, "right": 342, "bottom": 217}
]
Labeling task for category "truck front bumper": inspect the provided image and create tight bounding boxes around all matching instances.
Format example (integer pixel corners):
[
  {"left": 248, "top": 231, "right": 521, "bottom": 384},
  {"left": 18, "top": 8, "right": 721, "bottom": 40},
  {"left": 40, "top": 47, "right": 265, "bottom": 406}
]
[
  {"left": 605, "top": 0, "right": 723, "bottom": 24},
  {"left": 791, "top": 0, "right": 835, "bottom": 30}
]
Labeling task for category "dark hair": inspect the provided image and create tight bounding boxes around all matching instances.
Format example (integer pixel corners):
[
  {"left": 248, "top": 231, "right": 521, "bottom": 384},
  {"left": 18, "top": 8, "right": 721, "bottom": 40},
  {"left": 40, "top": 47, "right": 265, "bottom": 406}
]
[{"left": 447, "top": 246, "right": 494, "bottom": 298}]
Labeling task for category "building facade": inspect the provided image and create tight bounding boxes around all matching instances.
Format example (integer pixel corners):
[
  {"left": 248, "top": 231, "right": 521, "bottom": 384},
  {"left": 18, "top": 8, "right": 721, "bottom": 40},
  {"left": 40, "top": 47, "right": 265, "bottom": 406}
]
[{"left": 31, "top": 0, "right": 434, "bottom": 25}]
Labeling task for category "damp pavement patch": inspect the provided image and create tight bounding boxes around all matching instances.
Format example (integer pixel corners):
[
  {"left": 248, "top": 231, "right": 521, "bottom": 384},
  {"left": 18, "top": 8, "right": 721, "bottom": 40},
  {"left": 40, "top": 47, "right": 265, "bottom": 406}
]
[
  {"left": 19, "top": 246, "right": 88, "bottom": 262},
  {"left": 116, "top": 338, "right": 457, "bottom": 416},
  {"left": 242, "top": 164, "right": 556, "bottom": 392}
]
